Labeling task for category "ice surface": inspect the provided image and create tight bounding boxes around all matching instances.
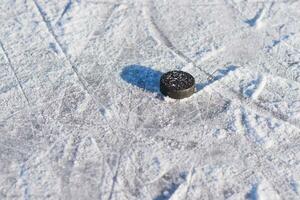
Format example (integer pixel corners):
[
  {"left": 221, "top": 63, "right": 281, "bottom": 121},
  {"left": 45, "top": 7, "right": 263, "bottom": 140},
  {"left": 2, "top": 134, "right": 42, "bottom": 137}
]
[{"left": 0, "top": 0, "right": 300, "bottom": 199}]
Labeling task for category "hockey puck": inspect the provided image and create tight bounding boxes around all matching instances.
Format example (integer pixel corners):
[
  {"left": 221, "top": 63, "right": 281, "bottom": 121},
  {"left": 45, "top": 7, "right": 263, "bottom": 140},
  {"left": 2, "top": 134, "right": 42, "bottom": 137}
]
[{"left": 160, "top": 71, "right": 195, "bottom": 99}]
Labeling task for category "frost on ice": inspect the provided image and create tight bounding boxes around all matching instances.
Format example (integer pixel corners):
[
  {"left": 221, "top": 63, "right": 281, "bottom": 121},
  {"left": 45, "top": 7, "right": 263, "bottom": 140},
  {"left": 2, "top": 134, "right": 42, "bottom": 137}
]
[{"left": 0, "top": 0, "right": 299, "bottom": 199}]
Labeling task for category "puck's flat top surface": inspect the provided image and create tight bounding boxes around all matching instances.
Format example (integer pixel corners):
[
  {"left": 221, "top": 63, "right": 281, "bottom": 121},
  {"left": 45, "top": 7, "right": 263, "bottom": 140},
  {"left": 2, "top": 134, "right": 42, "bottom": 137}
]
[{"left": 160, "top": 71, "right": 195, "bottom": 91}]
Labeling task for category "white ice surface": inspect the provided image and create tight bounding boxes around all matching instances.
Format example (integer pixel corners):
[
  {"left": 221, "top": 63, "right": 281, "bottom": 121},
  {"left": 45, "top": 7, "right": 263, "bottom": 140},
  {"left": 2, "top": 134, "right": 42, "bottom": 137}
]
[{"left": 0, "top": 0, "right": 300, "bottom": 199}]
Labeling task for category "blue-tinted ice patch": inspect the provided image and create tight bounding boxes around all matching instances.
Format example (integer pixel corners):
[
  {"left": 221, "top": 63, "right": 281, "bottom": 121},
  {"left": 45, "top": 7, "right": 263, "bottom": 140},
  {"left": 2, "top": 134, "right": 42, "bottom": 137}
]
[
  {"left": 49, "top": 42, "right": 59, "bottom": 54},
  {"left": 290, "top": 179, "right": 299, "bottom": 194},
  {"left": 246, "top": 183, "right": 258, "bottom": 200},
  {"left": 243, "top": 77, "right": 261, "bottom": 98},
  {"left": 154, "top": 172, "right": 187, "bottom": 200},
  {"left": 245, "top": 8, "right": 264, "bottom": 27}
]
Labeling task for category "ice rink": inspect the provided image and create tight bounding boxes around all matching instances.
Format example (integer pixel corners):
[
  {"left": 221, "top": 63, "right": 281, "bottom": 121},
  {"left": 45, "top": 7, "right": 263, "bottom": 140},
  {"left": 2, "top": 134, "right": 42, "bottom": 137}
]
[{"left": 0, "top": 0, "right": 300, "bottom": 199}]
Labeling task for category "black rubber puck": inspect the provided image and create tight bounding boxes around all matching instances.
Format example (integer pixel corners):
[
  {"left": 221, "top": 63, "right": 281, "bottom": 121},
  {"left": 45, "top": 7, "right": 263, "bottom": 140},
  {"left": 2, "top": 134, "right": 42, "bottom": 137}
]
[{"left": 160, "top": 70, "right": 195, "bottom": 99}]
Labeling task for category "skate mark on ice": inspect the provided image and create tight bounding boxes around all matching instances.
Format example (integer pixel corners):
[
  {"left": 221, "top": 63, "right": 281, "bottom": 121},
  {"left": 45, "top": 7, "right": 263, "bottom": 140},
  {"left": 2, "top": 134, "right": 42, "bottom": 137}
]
[
  {"left": 142, "top": 3, "right": 190, "bottom": 63},
  {"left": 19, "top": 164, "right": 30, "bottom": 200},
  {"left": 121, "top": 65, "right": 162, "bottom": 93},
  {"left": 31, "top": 0, "right": 67, "bottom": 52},
  {"left": 235, "top": 107, "right": 288, "bottom": 149},
  {"left": 246, "top": 184, "right": 258, "bottom": 200},
  {"left": 48, "top": 42, "right": 59, "bottom": 54},
  {"left": 201, "top": 68, "right": 300, "bottom": 130},
  {"left": 0, "top": 40, "right": 30, "bottom": 105},
  {"left": 197, "top": 46, "right": 226, "bottom": 63},
  {"left": 229, "top": 0, "right": 300, "bottom": 58},
  {"left": 290, "top": 179, "right": 299, "bottom": 195},
  {"left": 75, "top": 3, "right": 123, "bottom": 59},
  {"left": 61, "top": 136, "right": 81, "bottom": 197},
  {"left": 31, "top": 0, "right": 90, "bottom": 95},
  {"left": 233, "top": 110, "right": 297, "bottom": 198},
  {"left": 196, "top": 65, "right": 238, "bottom": 91},
  {"left": 241, "top": 91, "right": 299, "bottom": 130},
  {"left": 236, "top": 108, "right": 264, "bottom": 145},
  {"left": 225, "top": 0, "right": 265, "bottom": 29},
  {"left": 196, "top": 64, "right": 300, "bottom": 130},
  {"left": 250, "top": 75, "right": 266, "bottom": 100},
  {"left": 244, "top": 7, "right": 265, "bottom": 28},
  {"left": 154, "top": 172, "right": 187, "bottom": 200},
  {"left": 243, "top": 75, "right": 266, "bottom": 100},
  {"left": 265, "top": 34, "right": 292, "bottom": 53},
  {"left": 246, "top": 179, "right": 281, "bottom": 200},
  {"left": 107, "top": 153, "right": 122, "bottom": 200},
  {"left": 56, "top": 0, "right": 73, "bottom": 25},
  {"left": 183, "top": 167, "right": 195, "bottom": 200},
  {"left": 141, "top": 0, "right": 214, "bottom": 78}
]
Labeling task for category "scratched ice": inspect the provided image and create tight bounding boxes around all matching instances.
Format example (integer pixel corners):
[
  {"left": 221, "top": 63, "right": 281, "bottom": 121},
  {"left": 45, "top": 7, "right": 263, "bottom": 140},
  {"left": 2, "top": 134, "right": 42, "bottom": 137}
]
[{"left": 0, "top": 0, "right": 299, "bottom": 199}]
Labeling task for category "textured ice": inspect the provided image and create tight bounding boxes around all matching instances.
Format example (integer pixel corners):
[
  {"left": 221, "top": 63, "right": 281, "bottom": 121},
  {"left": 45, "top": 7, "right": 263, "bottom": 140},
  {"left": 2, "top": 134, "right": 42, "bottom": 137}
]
[{"left": 0, "top": 0, "right": 300, "bottom": 199}]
